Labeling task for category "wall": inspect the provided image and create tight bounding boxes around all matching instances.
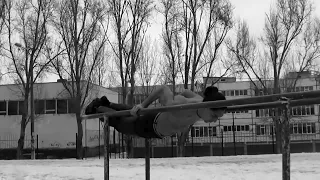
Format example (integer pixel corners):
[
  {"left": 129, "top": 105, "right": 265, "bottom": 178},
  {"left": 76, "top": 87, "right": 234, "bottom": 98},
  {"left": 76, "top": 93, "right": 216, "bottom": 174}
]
[{"left": 0, "top": 82, "right": 118, "bottom": 150}]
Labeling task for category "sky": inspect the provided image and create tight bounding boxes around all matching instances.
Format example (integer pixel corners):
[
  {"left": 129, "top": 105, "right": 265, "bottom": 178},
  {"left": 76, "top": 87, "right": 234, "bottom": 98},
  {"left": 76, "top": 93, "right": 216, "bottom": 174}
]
[{"left": 39, "top": 0, "right": 320, "bottom": 84}]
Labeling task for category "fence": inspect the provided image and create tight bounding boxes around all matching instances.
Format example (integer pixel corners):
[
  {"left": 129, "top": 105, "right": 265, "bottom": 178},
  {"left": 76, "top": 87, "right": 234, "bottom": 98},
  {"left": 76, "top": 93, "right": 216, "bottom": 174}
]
[{"left": 1, "top": 121, "right": 320, "bottom": 159}]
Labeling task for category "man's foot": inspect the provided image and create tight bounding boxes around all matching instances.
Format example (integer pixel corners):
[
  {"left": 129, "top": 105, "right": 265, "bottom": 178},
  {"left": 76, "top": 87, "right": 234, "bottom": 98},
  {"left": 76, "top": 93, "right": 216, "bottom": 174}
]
[
  {"left": 85, "top": 98, "right": 100, "bottom": 115},
  {"left": 85, "top": 96, "right": 111, "bottom": 115}
]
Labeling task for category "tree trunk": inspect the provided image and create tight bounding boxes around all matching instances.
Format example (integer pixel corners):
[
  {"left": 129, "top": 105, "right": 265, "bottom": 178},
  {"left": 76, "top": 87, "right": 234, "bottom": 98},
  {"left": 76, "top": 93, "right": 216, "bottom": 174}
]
[
  {"left": 76, "top": 113, "right": 83, "bottom": 159},
  {"left": 16, "top": 116, "right": 27, "bottom": 159},
  {"left": 177, "top": 128, "right": 190, "bottom": 157},
  {"left": 125, "top": 92, "right": 134, "bottom": 158},
  {"left": 273, "top": 78, "right": 282, "bottom": 154}
]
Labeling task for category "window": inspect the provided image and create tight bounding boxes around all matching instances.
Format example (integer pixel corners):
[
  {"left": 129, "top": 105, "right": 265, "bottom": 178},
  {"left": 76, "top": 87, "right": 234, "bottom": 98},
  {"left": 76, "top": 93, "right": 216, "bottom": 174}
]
[
  {"left": 223, "top": 125, "right": 250, "bottom": 132},
  {"left": 203, "top": 127, "right": 208, "bottom": 136},
  {"left": 57, "top": 100, "right": 68, "bottom": 114},
  {"left": 8, "top": 101, "right": 18, "bottom": 115},
  {"left": 35, "top": 100, "right": 45, "bottom": 114},
  {"left": 256, "top": 125, "right": 266, "bottom": 135},
  {"left": 68, "top": 99, "right": 76, "bottom": 114},
  {"left": 290, "top": 123, "right": 316, "bottom": 134},
  {"left": 191, "top": 126, "right": 217, "bottom": 137},
  {"left": 19, "top": 101, "right": 25, "bottom": 115},
  {"left": 46, "top": 100, "right": 56, "bottom": 114},
  {"left": 230, "top": 110, "right": 249, "bottom": 114},
  {"left": 256, "top": 109, "right": 276, "bottom": 117},
  {"left": 235, "top": 90, "right": 239, "bottom": 96},
  {"left": 208, "top": 127, "right": 217, "bottom": 136},
  {"left": 0, "top": 101, "right": 6, "bottom": 115},
  {"left": 291, "top": 106, "right": 314, "bottom": 116},
  {"left": 195, "top": 127, "right": 200, "bottom": 137}
]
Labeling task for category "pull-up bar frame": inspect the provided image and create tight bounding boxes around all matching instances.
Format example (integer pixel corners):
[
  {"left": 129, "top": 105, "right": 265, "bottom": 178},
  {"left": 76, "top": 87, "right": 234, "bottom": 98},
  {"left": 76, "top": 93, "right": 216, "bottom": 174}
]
[{"left": 81, "top": 90, "right": 320, "bottom": 180}]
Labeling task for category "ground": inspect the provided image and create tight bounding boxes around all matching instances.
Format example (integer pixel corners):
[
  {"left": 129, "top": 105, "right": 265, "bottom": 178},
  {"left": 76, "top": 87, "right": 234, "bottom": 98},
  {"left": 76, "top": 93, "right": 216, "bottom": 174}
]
[{"left": 0, "top": 153, "right": 319, "bottom": 180}]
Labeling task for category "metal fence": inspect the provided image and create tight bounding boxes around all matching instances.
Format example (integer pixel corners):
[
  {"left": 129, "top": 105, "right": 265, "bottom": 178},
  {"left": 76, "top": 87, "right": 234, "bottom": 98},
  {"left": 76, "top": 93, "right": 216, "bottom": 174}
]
[{"left": 1, "top": 121, "right": 320, "bottom": 159}]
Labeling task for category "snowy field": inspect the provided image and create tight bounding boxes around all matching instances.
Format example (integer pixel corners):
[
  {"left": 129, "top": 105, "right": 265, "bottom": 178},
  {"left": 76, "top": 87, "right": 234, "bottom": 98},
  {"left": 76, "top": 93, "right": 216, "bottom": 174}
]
[{"left": 0, "top": 153, "right": 320, "bottom": 180}]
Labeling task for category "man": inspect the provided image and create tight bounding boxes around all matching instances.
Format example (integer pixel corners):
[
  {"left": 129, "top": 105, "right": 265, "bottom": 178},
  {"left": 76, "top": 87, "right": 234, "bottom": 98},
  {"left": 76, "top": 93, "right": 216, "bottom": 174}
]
[{"left": 85, "top": 85, "right": 226, "bottom": 139}]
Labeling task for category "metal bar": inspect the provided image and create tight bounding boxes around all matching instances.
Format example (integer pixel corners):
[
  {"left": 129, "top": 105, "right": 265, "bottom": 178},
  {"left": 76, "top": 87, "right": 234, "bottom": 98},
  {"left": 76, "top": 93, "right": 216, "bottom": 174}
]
[
  {"left": 82, "top": 91, "right": 320, "bottom": 120},
  {"left": 145, "top": 138, "right": 151, "bottom": 180},
  {"left": 226, "top": 97, "right": 320, "bottom": 112},
  {"left": 104, "top": 116, "right": 110, "bottom": 180},
  {"left": 282, "top": 99, "right": 291, "bottom": 180}
]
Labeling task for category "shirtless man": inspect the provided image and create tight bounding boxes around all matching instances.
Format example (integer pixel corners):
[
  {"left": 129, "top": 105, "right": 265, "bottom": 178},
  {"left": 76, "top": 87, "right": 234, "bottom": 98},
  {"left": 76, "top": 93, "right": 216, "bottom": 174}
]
[{"left": 85, "top": 85, "right": 226, "bottom": 139}]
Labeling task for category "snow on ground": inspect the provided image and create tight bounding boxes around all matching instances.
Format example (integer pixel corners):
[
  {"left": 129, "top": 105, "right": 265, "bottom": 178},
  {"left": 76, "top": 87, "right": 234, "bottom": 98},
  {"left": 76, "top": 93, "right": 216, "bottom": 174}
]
[{"left": 0, "top": 153, "right": 320, "bottom": 180}]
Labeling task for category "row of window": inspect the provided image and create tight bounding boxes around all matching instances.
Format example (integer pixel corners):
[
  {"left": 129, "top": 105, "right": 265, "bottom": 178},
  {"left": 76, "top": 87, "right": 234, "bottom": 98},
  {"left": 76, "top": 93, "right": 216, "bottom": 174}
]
[
  {"left": 255, "top": 105, "right": 315, "bottom": 117},
  {"left": 221, "top": 89, "right": 248, "bottom": 96},
  {"left": 189, "top": 123, "right": 317, "bottom": 138},
  {"left": 228, "top": 110, "right": 249, "bottom": 114},
  {"left": 256, "top": 123, "right": 316, "bottom": 135},
  {"left": 255, "top": 86, "right": 314, "bottom": 96},
  {"left": 0, "top": 99, "right": 76, "bottom": 115}
]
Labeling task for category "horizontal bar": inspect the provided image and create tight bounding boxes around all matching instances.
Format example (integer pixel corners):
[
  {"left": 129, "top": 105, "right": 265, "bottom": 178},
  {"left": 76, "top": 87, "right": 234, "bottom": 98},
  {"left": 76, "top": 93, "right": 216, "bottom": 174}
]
[
  {"left": 226, "top": 97, "right": 320, "bottom": 112},
  {"left": 82, "top": 89, "right": 320, "bottom": 120}
]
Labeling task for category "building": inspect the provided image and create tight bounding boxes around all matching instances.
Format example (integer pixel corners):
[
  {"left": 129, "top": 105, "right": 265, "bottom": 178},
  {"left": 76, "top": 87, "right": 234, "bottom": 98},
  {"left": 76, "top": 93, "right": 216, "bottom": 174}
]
[{"left": 0, "top": 81, "right": 118, "bottom": 151}]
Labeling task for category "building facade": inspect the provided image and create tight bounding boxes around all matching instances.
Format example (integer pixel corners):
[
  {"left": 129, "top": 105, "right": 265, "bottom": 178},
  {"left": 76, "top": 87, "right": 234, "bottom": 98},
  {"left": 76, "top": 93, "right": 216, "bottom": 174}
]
[{"left": 0, "top": 81, "right": 118, "bottom": 150}]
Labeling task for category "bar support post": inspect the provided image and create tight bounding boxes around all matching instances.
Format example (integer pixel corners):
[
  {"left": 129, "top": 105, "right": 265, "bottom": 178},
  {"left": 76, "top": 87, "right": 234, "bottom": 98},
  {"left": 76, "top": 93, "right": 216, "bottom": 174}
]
[
  {"left": 104, "top": 116, "right": 110, "bottom": 180},
  {"left": 282, "top": 98, "right": 291, "bottom": 180},
  {"left": 145, "top": 138, "right": 151, "bottom": 180}
]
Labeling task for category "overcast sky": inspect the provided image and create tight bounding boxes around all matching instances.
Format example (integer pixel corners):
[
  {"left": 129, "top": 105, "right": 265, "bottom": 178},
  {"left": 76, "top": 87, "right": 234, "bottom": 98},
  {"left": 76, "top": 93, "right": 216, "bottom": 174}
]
[{"left": 44, "top": 0, "right": 320, "bottom": 84}]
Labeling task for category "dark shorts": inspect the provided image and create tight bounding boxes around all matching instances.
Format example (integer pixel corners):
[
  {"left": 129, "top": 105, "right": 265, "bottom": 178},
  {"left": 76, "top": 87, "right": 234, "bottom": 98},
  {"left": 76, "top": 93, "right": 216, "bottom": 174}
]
[{"left": 134, "top": 112, "right": 164, "bottom": 139}]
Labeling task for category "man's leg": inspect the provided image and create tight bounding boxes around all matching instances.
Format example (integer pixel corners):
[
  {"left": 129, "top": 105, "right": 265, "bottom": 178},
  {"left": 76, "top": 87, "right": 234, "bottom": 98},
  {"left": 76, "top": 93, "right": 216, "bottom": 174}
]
[
  {"left": 85, "top": 96, "right": 133, "bottom": 115},
  {"left": 96, "top": 107, "right": 138, "bottom": 136}
]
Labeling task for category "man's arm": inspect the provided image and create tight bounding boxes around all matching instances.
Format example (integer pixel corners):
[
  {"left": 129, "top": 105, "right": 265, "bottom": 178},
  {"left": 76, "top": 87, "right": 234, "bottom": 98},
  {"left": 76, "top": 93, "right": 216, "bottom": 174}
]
[
  {"left": 179, "top": 89, "right": 202, "bottom": 99},
  {"left": 141, "top": 85, "right": 174, "bottom": 108}
]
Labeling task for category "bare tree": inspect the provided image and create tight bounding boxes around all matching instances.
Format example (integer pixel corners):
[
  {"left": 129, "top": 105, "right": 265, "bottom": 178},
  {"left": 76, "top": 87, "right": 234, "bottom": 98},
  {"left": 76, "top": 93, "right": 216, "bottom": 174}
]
[
  {"left": 0, "top": 0, "right": 7, "bottom": 80},
  {"left": 226, "top": 0, "right": 315, "bottom": 154},
  {"left": 92, "top": 45, "right": 110, "bottom": 86},
  {"left": 281, "top": 17, "right": 320, "bottom": 88},
  {"left": 0, "top": 0, "right": 6, "bottom": 44},
  {"left": 2, "top": 0, "right": 61, "bottom": 159},
  {"left": 175, "top": 0, "right": 233, "bottom": 157},
  {"left": 107, "top": 0, "right": 153, "bottom": 158},
  {"left": 107, "top": 0, "right": 131, "bottom": 103},
  {"left": 137, "top": 37, "right": 161, "bottom": 96},
  {"left": 226, "top": 19, "right": 267, "bottom": 90},
  {"left": 160, "top": 0, "right": 183, "bottom": 94},
  {"left": 51, "top": 0, "right": 108, "bottom": 159},
  {"left": 261, "top": 0, "right": 313, "bottom": 153}
]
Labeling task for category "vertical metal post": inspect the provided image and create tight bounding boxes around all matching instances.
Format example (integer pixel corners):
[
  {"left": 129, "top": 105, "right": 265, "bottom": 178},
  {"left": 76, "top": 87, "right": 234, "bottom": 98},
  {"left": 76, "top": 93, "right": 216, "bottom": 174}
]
[
  {"left": 36, "top": 134, "right": 39, "bottom": 159},
  {"left": 113, "top": 129, "right": 116, "bottom": 159},
  {"left": 171, "top": 135, "right": 174, "bottom": 157},
  {"left": 118, "top": 132, "right": 121, "bottom": 158},
  {"left": 121, "top": 133, "right": 124, "bottom": 158},
  {"left": 221, "top": 130, "right": 224, "bottom": 156},
  {"left": 99, "top": 120, "right": 101, "bottom": 159},
  {"left": 191, "top": 127, "right": 194, "bottom": 156},
  {"left": 232, "top": 112, "right": 236, "bottom": 155},
  {"left": 76, "top": 133, "right": 78, "bottom": 155},
  {"left": 104, "top": 116, "right": 110, "bottom": 180},
  {"left": 271, "top": 123, "right": 275, "bottom": 153},
  {"left": 145, "top": 138, "right": 151, "bottom": 180},
  {"left": 282, "top": 99, "right": 291, "bottom": 180}
]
